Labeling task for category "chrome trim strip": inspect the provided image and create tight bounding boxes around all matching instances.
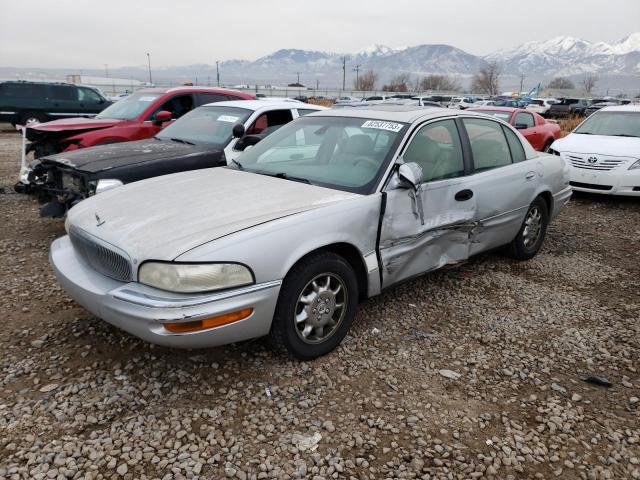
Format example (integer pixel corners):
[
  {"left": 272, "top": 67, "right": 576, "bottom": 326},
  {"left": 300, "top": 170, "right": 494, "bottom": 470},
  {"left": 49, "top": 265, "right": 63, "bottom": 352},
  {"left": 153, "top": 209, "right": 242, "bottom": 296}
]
[
  {"left": 112, "top": 280, "right": 282, "bottom": 308},
  {"left": 48, "top": 113, "right": 98, "bottom": 116}
]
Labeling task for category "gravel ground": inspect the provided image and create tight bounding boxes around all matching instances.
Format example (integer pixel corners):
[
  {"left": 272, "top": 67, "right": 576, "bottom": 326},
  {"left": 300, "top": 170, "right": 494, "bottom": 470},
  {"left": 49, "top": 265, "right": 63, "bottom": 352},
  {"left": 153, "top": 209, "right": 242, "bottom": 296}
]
[{"left": 0, "top": 128, "right": 639, "bottom": 480}]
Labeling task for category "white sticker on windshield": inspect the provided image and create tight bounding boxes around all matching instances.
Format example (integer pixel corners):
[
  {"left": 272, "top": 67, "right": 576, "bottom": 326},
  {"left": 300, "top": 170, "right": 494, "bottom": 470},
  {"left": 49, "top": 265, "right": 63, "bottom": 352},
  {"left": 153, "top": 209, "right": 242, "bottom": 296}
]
[
  {"left": 361, "top": 120, "right": 403, "bottom": 132},
  {"left": 218, "top": 115, "right": 240, "bottom": 123},
  {"left": 138, "top": 96, "right": 157, "bottom": 102}
]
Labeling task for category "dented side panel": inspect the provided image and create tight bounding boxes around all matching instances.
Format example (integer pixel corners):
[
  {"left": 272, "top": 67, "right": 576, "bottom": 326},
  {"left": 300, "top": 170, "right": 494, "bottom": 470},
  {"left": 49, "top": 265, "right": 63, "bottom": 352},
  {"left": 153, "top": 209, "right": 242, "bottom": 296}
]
[{"left": 379, "top": 180, "right": 477, "bottom": 288}]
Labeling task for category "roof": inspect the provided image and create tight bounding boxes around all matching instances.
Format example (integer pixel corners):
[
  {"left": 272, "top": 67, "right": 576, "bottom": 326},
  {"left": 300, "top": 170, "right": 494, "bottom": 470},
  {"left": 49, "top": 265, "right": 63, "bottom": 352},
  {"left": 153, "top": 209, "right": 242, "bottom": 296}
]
[
  {"left": 600, "top": 104, "right": 640, "bottom": 113},
  {"left": 311, "top": 105, "right": 472, "bottom": 123},
  {"left": 200, "top": 99, "right": 325, "bottom": 111},
  {"left": 467, "top": 106, "right": 523, "bottom": 114},
  {"left": 136, "top": 86, "right": 253, "bottom": 96}
]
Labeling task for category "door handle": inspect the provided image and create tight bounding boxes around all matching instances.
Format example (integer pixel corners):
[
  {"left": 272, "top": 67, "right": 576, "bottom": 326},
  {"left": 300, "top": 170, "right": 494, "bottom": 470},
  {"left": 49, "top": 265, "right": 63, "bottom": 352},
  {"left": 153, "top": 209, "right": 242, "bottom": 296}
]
[
  {"left": 454, "top": 189, "right": 473, "bottom": 201},
  {"left": 525, "top": 172, "right": 537, "bottom": 181}
]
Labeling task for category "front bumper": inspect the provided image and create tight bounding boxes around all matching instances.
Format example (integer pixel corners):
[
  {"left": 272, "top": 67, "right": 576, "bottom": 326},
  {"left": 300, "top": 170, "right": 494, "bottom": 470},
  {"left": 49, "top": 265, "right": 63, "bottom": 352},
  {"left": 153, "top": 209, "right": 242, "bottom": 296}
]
[
  {"left": 50, "top": 236, "right": 281, "bottom": 348},
  {"left": 569, "top": 167, "right": 640, "bottom": 196}
]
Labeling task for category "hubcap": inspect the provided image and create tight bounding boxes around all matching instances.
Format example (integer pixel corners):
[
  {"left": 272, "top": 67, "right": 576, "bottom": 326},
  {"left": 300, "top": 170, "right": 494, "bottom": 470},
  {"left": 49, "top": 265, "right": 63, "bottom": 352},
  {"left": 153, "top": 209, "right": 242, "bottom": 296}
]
[
  {"left": 294, "top": 273, "right": 347, "bottom": 344},
  {"left": 522, "top": 206, "right": 543, "bottom": 248}
]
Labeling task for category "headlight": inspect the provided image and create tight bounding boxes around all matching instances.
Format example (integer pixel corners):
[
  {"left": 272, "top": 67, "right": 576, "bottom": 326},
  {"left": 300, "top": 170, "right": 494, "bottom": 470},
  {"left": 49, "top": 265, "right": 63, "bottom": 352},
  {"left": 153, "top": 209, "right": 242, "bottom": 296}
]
[
  {"left": 629, "top": 160, "right": 640, "bottom": 170},
  {"left": 93, "top": 179, "right": 123, "bottom": 195},
  {"left": 138, "top": 262, "right": 254, "bottom": 293}
]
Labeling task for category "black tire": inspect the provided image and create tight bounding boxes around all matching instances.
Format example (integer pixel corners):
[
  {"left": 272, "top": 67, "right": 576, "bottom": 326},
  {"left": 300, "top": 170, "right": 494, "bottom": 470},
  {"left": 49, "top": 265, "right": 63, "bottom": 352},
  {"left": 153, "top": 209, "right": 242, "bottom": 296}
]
[
  {"left": 19, "top": 111, "right": 47, "bottom": 126},
  {"left": 269, "top": 251, "right": 358, "bottom": 360},
  {"left": 506, "top": 197, "right": 549, "bottom": 261}
]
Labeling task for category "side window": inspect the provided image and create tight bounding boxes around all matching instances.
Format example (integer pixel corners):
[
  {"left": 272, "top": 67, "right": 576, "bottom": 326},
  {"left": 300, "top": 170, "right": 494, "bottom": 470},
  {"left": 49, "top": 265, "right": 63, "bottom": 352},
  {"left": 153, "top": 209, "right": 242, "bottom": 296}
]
[
  {"left": 246, "top": 109, "right": 293, "bottom": 135},
  {"left": 502, "top": 126, "right": 526, "bottom": 163},
  {"left": 153, "top": 94, "right": 194, "bottom": 120},
  {"left": 463, "top": 118, "right": 512, "bottom": 172},
  {"left": 49, "top": 85, "right": 75, "bottom": 101},
  {"left": 78, "top": 87, "right": 102, "bottom": 103},
  {"left": 2, "top": 83, "right": 39, "bottom": 97},
  {"left": 514, "top": 112, "right": 534, "bottom": 129},
  {"left": 402, "top": 119, "right": 465, "bottom": 182},
  {"left": 297, "top": 109, "right": 318, "bottom": 117},
  {"left": 197, "top": 93, "right": 229, "bottom": 105}
]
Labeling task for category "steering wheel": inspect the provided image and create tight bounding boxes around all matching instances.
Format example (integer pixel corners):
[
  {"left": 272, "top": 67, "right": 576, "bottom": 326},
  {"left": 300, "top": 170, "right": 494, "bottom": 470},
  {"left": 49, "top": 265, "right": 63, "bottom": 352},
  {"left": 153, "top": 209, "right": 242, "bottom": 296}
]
[{"left": 352, "top": 156, "right": 378, "bottom": 169}]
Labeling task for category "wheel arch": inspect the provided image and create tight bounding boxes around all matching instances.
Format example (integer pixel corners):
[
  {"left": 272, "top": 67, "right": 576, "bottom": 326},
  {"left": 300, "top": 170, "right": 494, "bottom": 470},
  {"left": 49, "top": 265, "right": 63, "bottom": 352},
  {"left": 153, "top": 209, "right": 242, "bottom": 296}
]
[
  {"left": 537, "top": 190, "right": 554, "bottom": 216},
  {"left": 285, "top": 242, "right": 369, "bottom": 301}
]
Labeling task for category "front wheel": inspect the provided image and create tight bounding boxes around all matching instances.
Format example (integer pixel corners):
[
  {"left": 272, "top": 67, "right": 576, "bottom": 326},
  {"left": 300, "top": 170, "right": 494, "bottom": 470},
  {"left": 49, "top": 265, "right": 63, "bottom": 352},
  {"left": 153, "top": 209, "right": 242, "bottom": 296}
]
[
  {"left": 269, "top": 252, "right": 358, "bottom": 360},
  {"left": 506, "top": 197, "right": 549, "bottom": 260}
]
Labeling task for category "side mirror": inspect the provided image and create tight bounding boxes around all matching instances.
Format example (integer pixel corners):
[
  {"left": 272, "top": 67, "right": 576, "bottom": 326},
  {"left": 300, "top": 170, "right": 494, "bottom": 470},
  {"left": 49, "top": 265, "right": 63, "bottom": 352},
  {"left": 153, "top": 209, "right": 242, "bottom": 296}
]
[
  {"left": 234, "top": 134, "right": 262, "bottom": 152},
  {"left": 398, "top": 162, "right": 423, "bottom": 190},
  {"left": 232, "top": 123, "right": 246, "bottom": 138},
  {"left": 154, "top": 110, "right": 173, "bottom": 126},
  {"left": 514, "top": 123, "right": 528, "bottom": 130}
]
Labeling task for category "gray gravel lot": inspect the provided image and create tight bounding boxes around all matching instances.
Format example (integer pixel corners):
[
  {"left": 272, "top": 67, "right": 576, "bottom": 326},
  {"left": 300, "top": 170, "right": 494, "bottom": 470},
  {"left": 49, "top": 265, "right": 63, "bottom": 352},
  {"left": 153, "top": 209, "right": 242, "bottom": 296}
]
[{"left": 0, "top": 128, "right": 639, "bottom": 480}]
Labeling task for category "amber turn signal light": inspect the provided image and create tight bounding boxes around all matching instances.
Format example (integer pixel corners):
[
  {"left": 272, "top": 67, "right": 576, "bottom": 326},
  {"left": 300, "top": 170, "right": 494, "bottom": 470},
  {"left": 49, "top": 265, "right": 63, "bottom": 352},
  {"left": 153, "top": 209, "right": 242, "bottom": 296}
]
[{"left": 163, "top": 308, "right": 253, "bottom": 334}]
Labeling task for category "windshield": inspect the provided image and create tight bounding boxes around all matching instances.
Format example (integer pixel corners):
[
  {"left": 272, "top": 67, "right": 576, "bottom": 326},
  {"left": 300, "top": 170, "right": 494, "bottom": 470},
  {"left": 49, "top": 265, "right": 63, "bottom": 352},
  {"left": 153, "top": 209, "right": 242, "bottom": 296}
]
[
  {"left": 95, "top": 92, "right": 160, "bottom": 120},
  {"left": 232, "top": 116, "right": 407, "bottom": 194},
  {"left": 473, "top": 110, "right": 512, "bottom": 121},
  {"left": 156, "top": 106, "right": 253, "bottom": 146},
  {"left": 574, "top": 112, "right": 640, "bottom": 137}
]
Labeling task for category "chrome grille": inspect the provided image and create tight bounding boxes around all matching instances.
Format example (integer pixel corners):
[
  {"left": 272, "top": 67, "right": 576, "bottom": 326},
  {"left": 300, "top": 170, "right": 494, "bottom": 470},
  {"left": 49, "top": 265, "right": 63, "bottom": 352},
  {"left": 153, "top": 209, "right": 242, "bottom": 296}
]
[
  {"left": 566, "top": 154, "right": 626, "bottom": 171},
  {"left": 69, "top": 227, "right": 132, "bottom": 282}
]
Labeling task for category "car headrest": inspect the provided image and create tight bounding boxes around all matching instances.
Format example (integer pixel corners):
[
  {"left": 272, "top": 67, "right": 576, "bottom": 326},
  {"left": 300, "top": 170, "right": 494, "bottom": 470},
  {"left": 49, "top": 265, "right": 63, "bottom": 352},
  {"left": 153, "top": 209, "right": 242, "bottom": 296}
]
[{"left": 343, "top": 134, "right": 374, "bottom": 155}]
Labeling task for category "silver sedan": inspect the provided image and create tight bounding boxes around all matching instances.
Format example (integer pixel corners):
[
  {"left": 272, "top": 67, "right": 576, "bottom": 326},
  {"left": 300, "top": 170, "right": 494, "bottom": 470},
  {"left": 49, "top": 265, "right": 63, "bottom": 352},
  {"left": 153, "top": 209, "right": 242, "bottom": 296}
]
[{"left": 51, "top": 106, "right": 572, "bottom": 359}]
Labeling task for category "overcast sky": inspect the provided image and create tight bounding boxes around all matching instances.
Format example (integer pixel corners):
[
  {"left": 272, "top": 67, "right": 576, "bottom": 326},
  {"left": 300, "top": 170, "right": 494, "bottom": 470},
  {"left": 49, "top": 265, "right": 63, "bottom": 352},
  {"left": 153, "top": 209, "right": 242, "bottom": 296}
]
[{"left": 2, "top": 0, "right": 639, "bottom": 69}]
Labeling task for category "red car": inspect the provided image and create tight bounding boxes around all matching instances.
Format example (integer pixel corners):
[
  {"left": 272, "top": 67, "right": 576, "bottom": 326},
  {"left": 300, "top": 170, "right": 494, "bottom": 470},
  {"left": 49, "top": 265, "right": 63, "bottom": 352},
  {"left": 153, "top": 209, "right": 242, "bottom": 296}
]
[
  {"left": 467, "top": 106, "right": 561, "bottom": 152},
  {"left": 24, "top": 87, "right": 254, "bottom": 158}
]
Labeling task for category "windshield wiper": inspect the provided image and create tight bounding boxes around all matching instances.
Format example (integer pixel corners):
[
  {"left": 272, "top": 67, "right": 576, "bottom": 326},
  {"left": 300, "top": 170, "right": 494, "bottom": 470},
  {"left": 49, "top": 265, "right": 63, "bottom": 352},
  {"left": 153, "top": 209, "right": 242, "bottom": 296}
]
[
  {"left": 576, "top": 132, "right": 594, "bottom": 135},
  {"left": 230, "top": 158, "right": 243, "bottom": 170},
  {"left": 169, "top": 137, "right": 195, "bottom": 145},
  {"left": 272, "top": 172, "right": 311, "bottom": 184}
]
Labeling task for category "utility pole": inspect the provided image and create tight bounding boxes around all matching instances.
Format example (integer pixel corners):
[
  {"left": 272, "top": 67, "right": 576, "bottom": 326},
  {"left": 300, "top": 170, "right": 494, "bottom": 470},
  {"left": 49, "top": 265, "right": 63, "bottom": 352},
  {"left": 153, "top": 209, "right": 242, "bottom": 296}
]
[
  {"left": 146, "top": 53, "right": 152, "bottom": 85},
  {"left": 519, "top": 72, "right": 525, "bottom": 95},
  {"left": 216, "top": 61, "right": 220, "bottom": 87},
  {"left": 104, "top": 64, "right": 109, "bottom": 78},
  {"left": 342, "top": 57, "right": 346, "bottom": 91},
  {"left": 316, "top": 79, "right": 319, "bottom": 91},
  {"left": 353, "top": 64, "right": 361, "bottom": 89},
  {"left": 296, "top": 72, "right": 301, "bottom": 85}
]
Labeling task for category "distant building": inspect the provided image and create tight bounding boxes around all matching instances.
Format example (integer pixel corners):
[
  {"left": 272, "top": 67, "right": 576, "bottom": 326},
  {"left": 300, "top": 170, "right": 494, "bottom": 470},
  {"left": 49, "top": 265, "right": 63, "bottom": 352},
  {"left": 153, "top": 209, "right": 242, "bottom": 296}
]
[{"left": 65, "top": 75, "right": 147, "bottom": 94}]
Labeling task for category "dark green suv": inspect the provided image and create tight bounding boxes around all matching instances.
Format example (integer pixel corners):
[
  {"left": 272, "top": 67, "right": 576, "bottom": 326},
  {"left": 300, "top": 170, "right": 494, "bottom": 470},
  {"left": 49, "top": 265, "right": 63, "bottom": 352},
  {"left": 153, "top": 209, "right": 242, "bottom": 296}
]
[{"left": 0, "top": 81, "right": 110, "bottom": 126}]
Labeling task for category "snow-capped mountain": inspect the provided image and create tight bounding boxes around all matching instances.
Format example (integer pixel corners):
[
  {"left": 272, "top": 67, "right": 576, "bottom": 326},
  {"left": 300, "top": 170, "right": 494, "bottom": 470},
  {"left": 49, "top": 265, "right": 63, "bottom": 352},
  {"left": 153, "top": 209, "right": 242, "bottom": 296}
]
[
  {"left": 2, "top": 33, "right": 638, "bottom": 91},
  {"left": 486, "top": 34, "right": 640, "bottom": 76}
]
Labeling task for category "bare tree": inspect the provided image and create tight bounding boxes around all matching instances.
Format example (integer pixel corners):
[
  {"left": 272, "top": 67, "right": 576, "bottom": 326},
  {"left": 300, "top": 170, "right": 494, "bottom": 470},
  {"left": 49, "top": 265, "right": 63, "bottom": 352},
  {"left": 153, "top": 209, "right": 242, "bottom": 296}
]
[
  {"left": 470, "top": 62, "right": 501, "bottom": 95},
  {"left": 547, "top": 77, "right": 575, "bottom": 89},
  {"left": 382, "top": 73, "right": 412, "bottom": 92},
  {"left": 354, "top": 70, "right": 377, "bottom": 91},
  {"left": 582, "top": 74, "right": 598, "bottom": 95},
  {"left": 418, "top": 74, "right": 461, "bottom": 92}
]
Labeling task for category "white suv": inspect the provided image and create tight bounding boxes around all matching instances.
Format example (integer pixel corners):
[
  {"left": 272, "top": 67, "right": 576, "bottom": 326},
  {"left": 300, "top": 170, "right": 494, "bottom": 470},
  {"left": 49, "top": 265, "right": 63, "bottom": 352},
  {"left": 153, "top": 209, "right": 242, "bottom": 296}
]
[
  {"left": 550, "top": 105, "right": 640, "bottom": 196},
  {"left": 527, "top": 98, "right": 557, "bottom": 116}
]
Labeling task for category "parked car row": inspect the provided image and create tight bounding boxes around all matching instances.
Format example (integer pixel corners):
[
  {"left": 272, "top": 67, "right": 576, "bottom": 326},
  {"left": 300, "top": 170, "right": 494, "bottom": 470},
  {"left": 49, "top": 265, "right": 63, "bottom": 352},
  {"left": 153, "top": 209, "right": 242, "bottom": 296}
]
[{"left": 5, "top": 82, "right": 637, "bottom": 360}]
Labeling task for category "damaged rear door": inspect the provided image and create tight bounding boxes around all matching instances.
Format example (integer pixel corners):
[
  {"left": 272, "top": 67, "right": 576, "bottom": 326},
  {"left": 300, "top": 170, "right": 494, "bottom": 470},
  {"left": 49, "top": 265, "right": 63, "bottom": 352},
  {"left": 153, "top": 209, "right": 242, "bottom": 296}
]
[{"left": 379, "top": 118, "right": 477, "bottom": 287}]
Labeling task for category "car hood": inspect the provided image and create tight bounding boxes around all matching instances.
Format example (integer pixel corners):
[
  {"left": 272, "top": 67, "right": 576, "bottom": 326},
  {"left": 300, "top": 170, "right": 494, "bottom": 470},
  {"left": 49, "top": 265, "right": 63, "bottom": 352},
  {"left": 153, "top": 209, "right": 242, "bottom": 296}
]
[
  {"left": 67, "top": 168, "right": 359, "bottom": 263},
  {"left": 553, "top": 133, "right": 640, "bottom": 158},
  {"left": 28, "top": 117, "right": 123, "bottom": 133},
  {"left": 42, "top": 139, "right": 220, "bottom": 173}
]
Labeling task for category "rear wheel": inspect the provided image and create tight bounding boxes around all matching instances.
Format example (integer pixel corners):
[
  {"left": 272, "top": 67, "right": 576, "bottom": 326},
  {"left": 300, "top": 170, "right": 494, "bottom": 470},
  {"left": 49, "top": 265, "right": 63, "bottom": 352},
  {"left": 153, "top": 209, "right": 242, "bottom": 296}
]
[
  {"left": 19, "top": 111, "right": 47, "bottom": 126},
  {"left": 506, "top": 197, "right": 549, "bottom": 260},
  {"left": 269, "top": 252, "right": 358, "bottom": 360}
]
